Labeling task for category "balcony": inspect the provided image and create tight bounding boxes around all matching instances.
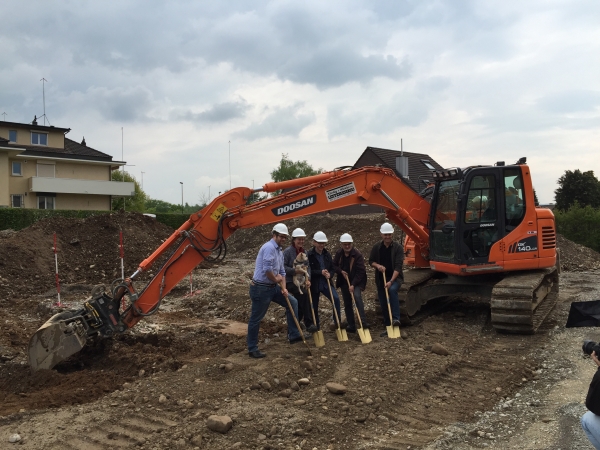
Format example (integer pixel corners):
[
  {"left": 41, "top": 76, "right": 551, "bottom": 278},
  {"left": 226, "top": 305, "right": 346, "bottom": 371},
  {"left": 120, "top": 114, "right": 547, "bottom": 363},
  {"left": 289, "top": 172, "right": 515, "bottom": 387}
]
[{"left": 29, "top": 177, "right": 134, "bottom": 196}]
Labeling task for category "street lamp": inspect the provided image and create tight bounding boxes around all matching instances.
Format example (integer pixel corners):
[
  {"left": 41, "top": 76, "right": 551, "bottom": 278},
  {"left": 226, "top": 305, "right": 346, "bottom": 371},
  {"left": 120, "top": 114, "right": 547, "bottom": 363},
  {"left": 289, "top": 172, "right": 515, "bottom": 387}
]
[{"left": 180, "top": 182, "right": 183, "bottom": 214}]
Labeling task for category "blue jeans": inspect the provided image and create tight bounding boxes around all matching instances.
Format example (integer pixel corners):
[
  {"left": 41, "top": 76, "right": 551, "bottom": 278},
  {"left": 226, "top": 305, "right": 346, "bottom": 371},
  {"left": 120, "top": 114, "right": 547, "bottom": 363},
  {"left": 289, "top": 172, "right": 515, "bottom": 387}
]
[
  {"left": 247, "top": 284, "right": 301, "bottom": 353},
  {"left": 310, "top": 280, "right": 341, "bottom": 327},
  {"left": 340, "top": 285, "right": 367, "bottom": 330},
  {"left": 582, "top": 411, "right": 600, "bottom": 449},
  {"left": 377, "top": 280, "right": 400, "bottom": 326}
]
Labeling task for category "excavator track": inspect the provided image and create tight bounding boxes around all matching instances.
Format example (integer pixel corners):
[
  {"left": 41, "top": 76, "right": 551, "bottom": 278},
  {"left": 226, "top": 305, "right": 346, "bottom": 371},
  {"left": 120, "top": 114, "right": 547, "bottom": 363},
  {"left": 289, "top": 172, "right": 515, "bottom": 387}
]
[{"left": 490, "top": 266, "right": 559, "bottom": 334}]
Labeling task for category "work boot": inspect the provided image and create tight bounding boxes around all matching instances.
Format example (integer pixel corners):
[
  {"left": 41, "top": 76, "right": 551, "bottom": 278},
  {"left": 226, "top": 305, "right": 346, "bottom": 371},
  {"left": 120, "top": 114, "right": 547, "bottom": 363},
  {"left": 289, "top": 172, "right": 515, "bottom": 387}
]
[
  {"left": 248, "top": 350, "right": 266, "bottom": 358},
  {"left": 392, "top": 320, "right": 401, "bottom": 327},
  {"left": 307, "top": 324, "right": 318, "bottom": 333},
  {"left": 380, "top": 330, "right": 389, "bottom": 338}
]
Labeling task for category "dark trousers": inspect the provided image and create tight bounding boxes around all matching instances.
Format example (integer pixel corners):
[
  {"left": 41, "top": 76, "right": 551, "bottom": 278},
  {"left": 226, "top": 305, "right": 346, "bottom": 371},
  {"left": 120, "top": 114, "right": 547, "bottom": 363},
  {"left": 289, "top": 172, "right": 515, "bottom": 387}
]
[
  {"left": 339, "top": 285, "right": 367, "bottom": 330},
  {"left": 377, "top": 280, "right": 401, "bottom": 326},
  {"left": 286, "top": 282, "right": 314, "bottom": 328},
  {"left": 310, "top": 280, "right": 341, "bottom": 328}
]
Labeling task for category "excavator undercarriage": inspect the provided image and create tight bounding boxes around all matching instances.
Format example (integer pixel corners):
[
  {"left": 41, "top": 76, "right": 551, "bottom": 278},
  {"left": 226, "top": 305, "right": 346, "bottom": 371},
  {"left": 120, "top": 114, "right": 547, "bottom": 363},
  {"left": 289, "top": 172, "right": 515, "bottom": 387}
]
[{"left": 399, "top": 266, "right": 560, "bottom": 334}]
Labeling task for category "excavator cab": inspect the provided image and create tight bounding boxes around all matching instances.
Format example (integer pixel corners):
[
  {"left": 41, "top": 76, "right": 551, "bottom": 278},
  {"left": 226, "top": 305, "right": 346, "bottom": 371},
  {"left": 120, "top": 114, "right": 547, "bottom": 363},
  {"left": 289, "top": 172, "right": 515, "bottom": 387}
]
[{"left": 428, "top": 158, "right": 555, "bottom": 274}]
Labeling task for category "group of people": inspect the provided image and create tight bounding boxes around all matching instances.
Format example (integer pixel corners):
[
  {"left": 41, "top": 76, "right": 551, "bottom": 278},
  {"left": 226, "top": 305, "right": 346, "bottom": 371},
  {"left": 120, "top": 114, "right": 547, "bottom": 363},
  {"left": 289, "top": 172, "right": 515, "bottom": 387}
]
[{"left": 247, "top": 222, "right": 404, "bottom": 358}]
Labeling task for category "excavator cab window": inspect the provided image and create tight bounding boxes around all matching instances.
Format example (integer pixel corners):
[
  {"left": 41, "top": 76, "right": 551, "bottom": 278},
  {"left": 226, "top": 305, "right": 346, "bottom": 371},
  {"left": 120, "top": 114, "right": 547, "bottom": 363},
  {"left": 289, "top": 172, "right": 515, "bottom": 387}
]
[
  {"left": 430, "top": 179, "right": 461, "bottom": 261},
  {"left": 504, "top": 168, "right": 525, "bottom": 231},
  {"left": 460, "top": 173, "right": 501, "bottom": 263}
]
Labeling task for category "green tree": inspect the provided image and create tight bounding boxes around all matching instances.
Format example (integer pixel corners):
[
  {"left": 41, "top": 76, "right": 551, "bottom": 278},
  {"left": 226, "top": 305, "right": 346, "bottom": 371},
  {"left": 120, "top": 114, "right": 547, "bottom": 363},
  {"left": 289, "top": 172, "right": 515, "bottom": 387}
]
[
  {"left": 533, "top": 188, "right": 539, "bottom": 206},
  {"left": 270, "top": 153, "right": 322, "bottom": 195},
  {"left": 111, "top": 170, "right": 148, "bottom": 212},
  {"left": 554, "top": 170, "right": 600, "bottom": 211}
]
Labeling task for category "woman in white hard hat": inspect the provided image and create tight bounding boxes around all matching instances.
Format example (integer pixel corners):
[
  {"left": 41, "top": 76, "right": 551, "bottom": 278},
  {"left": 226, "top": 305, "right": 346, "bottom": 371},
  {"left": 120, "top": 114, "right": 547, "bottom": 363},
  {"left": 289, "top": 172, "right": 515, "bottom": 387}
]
[
  {"left": 368, "top": 222, "right": 404, "bottom": 336},
  {"left": 283, "top": 228, "right": 315, "bottom": 332},
  {"left": 333, "top": 233, "right": 369, "bottom": 332},
  {"left": 307, "top": 231, "right": 342, "bottom": 330},
  {"left": 248, "top": 223, "right": 303, "bottom": 358}
]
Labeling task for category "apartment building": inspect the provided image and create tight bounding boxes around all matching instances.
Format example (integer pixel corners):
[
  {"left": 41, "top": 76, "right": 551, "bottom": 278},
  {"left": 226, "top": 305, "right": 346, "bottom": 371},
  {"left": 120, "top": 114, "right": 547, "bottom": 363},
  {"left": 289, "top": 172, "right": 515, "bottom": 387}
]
[{"left": 0, "top": 118, "right": 133, "bottom": 210}]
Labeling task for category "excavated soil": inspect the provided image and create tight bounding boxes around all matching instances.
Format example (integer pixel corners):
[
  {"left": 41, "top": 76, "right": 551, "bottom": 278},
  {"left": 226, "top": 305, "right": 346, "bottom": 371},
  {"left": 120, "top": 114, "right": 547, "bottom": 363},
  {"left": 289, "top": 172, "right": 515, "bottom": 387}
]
[{"left": 0, "top": 212, "right": 600, "bottom": 449}]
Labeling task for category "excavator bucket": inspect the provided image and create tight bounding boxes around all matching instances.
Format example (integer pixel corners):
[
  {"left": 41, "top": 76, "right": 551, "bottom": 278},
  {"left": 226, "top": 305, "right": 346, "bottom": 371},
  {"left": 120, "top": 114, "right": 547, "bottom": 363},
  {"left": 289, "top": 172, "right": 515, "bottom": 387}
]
[{"left": 28, "top": 311, "right": 89, "bottom": 371}]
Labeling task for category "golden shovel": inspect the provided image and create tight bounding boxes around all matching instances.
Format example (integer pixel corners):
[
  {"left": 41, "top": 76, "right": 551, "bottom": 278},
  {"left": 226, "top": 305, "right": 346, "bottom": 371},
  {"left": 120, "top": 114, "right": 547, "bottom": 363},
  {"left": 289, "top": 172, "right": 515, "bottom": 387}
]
[
  {"left": 307, "top": 288, "right": 325, "bottom": 347},
  {"left": 327, "top": 280, "right": 348, "bottom": 342},
  {"left": 344, "top": 274, "right": 371, "bottom": 344},
  {"left": 382, "top": 273, "right": 400, "bottom": 338},
  {"left": 281, "top": 283, "right": 312, "bottom": 356}
]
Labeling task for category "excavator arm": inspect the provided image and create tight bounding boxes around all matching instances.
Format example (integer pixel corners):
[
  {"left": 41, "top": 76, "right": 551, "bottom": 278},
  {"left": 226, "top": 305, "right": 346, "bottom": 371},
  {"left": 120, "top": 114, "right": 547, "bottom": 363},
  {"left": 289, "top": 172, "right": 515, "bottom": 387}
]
[{"left": 28, "top": 166, "right": 431, "bottom": 370}]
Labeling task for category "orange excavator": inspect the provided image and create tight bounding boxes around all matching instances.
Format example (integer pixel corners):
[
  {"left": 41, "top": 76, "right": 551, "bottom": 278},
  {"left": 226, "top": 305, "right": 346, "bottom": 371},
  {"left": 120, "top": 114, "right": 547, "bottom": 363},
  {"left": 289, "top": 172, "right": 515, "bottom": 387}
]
[{"left": 29, "top": 157, "right": 559, "bottom": 370}]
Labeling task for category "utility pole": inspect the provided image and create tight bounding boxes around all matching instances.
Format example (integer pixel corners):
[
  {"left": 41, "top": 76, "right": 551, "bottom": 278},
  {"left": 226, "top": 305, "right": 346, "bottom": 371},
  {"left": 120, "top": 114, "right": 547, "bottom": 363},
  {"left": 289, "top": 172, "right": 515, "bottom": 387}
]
[
  {"left": 40, "top": 78, "right": 47, "bottom": 126},
  {"left": 1, "top": 112, "right": 6, "bottom": 121},
  {"left": 228, "top": 140, "right": 231, "bottom": 190},
  {"left": 180, "top": 182, "right": 184, "bottom": 214},
  {"left": 141, "top": 171, "right": 145, "bottom": 190}
]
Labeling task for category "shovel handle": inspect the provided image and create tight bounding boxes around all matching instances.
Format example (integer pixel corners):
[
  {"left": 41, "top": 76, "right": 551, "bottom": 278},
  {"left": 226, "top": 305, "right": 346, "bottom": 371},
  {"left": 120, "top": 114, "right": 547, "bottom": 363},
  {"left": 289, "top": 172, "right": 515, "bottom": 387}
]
[
  {"left": 280, "top": 283, "right": 311, "bottom": 351},
  {"left": 306, "top": 287, "right": 319, "bottom": 328},
  {"left": 327, "top": 280, "right": 343, "bottom": 330},
  {"left": 382, "top": 272, "right": 394, "bottom": 326},
  {"left": 344, "top": 274, "right": 364, "bottom": 330}
]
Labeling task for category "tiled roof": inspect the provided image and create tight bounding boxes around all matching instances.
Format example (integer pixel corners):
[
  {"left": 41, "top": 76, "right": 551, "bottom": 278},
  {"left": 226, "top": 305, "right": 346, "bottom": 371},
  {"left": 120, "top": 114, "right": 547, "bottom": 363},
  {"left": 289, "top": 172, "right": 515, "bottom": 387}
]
[
  {"left": 0, "top": 137, "right": 114, "bottom": 162},
  {"left": 354, "top": 146, "right": 445, "bottom": 193}
]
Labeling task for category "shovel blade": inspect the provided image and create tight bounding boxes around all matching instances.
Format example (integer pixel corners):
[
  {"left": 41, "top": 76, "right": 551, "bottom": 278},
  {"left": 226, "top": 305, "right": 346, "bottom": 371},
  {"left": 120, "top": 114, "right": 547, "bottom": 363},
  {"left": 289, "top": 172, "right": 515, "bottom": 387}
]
[
  {"left": 357, "top": 328, "right": 372, "bottom": 344},
  {"left": 335, "top": 329, "right": 348, "bottom": 342},
  {"left": 393, "top": 326, "right": 401, "bottom": 338},
  {"left": 312, "top": 331, "right": 325, "bottom": 348},
  {"left": 386, "top": 325, "right": 399, "bottom": 339}
]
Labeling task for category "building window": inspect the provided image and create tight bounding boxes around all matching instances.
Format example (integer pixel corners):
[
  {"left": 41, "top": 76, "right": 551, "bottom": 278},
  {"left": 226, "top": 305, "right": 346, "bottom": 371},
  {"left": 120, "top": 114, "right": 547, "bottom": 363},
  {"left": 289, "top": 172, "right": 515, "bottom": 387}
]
[
  {"left": 31, "top": 132, "right": 48, "bottom": 146},
  {"left": 421, "top": 159, "right": 436, "bottom": 170},
  {"left": 8, "top": 130, "right": 17, "bottom": 142},
  {"left": 38, "top": 196, "right": 55, "bottom": 210},
  {"left": 11, "top": 195, "right": 24, "bottom": 208},
  {"left": 12, "top": 161, "right": 22, "bottom": 176},
  {"left": 37, "top": 163, "right": 55, "bottom": 177}
]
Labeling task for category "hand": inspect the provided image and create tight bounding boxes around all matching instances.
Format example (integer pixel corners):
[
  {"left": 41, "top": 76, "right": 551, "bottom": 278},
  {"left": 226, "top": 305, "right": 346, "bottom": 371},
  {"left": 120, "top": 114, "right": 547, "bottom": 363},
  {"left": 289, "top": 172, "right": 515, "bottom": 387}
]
[
  {"left": 274, "top": 274, "right": 284, "bottom": 283},
  {"left": 341, "top": 271, "right": 348, "bottom": 278},
  {"left": 377, "top": 264, "right": 385, "bottom": 273},
  {"left": 306, "top": 280, "right": 311, "bottom": 288},
  {"left": 349, "top": 285, "right": 354, "bottom": 293},
  {"left": 593, "top": 351, "right": 600, "bottom": 367},
  {"left": 322, "top": 269, "right": 330, "bottom": 279},
  {"left": 295, "top": 268, "right": 305, "bottom": 275},
  {"left": 385, "top": 281, "right": 391, "bottom": 290},
  {"left": 281, "top": 287, "right": 288, "bottom": 296}
]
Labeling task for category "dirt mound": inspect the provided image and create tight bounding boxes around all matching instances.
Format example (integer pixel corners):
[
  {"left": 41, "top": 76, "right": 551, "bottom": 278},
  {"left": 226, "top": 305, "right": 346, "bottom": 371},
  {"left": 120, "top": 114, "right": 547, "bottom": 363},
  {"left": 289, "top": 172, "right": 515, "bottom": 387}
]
[
  {"left": 557, "top": 234, "right": 600, "bottom": 272},
  {"left": 0, "top": 212, "right": 174, "bottom": 300},
  {"left": 226, "top": 213, "right": 388, "bottom": 258}
]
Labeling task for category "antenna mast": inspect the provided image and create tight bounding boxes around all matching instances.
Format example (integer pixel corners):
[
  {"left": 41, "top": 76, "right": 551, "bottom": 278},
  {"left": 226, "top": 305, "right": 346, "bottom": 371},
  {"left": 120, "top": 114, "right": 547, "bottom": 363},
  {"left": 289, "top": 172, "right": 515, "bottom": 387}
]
[{"left": 40, "top": 78, "right": 48, "bottom": 126}]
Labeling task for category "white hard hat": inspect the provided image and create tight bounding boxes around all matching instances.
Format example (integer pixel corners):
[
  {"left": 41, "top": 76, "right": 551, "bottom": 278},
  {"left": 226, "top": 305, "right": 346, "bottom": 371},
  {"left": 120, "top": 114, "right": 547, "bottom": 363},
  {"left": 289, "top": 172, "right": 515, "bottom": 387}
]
[
  {"left": 291, "top": 228, "right": 306, "bottom": 238},
  {"left": 380, "top": 222, "right": 394, "bottom": 234},
  {"left": 272, "top": 223, "right": 289, "bottom": 235},
  {"left": 313, "top": 231, "right": 328, "bottom": 243},
  {"left": 340, "top": 233, "right": 353, "bottom": 243}
]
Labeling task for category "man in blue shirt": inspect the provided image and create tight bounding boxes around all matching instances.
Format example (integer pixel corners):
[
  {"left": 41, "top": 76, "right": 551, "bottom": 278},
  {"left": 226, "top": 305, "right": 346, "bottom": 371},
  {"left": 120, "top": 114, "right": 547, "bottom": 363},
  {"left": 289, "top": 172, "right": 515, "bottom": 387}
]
[{"left": 247, "top": 223, "right": 302, "bottom": 358}]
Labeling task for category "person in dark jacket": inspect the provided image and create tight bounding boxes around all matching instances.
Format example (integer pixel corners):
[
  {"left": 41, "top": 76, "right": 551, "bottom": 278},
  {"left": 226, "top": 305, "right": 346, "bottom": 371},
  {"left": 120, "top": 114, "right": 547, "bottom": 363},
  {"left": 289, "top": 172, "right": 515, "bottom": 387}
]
[
  {"left": 283, "top": 228, "right": 315, "bottom": 332},
  {"left": 307, "top": 231, "right": 341, "bottom": 329},
  {"left": 582, "top": 350, "right": 600, "bottom": 449},
  {"left": 368, "top": 222, "right": 404, "bottom": 337},
  {"left": 332, "top": 233, "right": 369, "bottom": 333}
]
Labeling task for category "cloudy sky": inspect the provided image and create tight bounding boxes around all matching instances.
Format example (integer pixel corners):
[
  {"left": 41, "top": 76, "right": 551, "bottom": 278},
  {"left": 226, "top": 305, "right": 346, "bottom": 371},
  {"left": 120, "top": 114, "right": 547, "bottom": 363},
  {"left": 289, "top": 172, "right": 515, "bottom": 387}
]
[{"left": 1, "top": 0, "right": 598, "bottom": 205}]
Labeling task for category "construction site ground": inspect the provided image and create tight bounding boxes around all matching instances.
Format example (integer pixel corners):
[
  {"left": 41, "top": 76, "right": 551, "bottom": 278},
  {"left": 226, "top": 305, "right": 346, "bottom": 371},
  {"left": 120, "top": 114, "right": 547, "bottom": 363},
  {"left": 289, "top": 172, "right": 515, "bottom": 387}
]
[{"left": 1, "top": 213, "right": 600, "bottom": 449}]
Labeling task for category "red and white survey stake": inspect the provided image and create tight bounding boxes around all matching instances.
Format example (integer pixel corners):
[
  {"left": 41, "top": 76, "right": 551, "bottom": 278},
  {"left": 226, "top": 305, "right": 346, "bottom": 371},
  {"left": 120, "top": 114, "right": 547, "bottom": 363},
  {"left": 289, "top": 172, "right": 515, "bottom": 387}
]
[
  {"left": 119, "top": 231, "right": 125, "bottom": 280},
  {"left": 53, "top": 232, "right": 64, "bottom": 307}
]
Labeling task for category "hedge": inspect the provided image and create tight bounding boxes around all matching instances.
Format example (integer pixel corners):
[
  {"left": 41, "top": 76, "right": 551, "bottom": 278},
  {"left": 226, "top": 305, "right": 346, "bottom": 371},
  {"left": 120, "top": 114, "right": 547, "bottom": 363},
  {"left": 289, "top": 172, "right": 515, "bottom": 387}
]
[
  {"left": 0, "top": 208, "right": 188, "bottom": 231},
  {"left": 0, "top": 208, "right": 109, "bottom": 231},
  {"left": 554, "top": 204, "right": 600, "bottom": 253}
]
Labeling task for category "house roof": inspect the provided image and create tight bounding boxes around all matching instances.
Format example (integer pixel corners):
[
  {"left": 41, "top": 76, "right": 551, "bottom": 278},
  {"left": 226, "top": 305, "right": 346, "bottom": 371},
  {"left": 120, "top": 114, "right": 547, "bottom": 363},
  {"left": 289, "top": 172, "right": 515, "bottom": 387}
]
[
  {"left": 354, "top": 146, "right": 445, "bottom": 193},
  {"left": 0, "top": 137, "right": 114, "bottom": 162},
  {"left": 0, "top": 119, "right": 71, "bottom": 134}
]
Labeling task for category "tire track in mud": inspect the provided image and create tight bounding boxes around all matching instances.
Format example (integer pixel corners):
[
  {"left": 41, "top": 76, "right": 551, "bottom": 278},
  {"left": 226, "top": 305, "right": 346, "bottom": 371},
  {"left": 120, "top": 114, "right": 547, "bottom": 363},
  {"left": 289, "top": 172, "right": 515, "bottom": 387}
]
[{"left": 331, "top": 321, "right": 543, "bottom": 449}]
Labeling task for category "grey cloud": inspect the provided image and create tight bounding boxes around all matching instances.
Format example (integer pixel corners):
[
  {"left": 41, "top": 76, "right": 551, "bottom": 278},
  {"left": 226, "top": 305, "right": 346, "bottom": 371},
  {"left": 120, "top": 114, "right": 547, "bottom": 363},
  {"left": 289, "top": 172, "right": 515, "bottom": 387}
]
[
  {"left": 328, "top": 76, "right": 450, "bottom": 137},
  {"left": 537, "top": 90, "right": 600, "bottom": 114},
  {"left": 180, "top": 100, "right": 250, "bottom": 124},
  {"left": 233, "top": 104, "right": 315, "bottom": 141},
  {"left": 87, "top": 86, "right": 153, "bottom": 122}
]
